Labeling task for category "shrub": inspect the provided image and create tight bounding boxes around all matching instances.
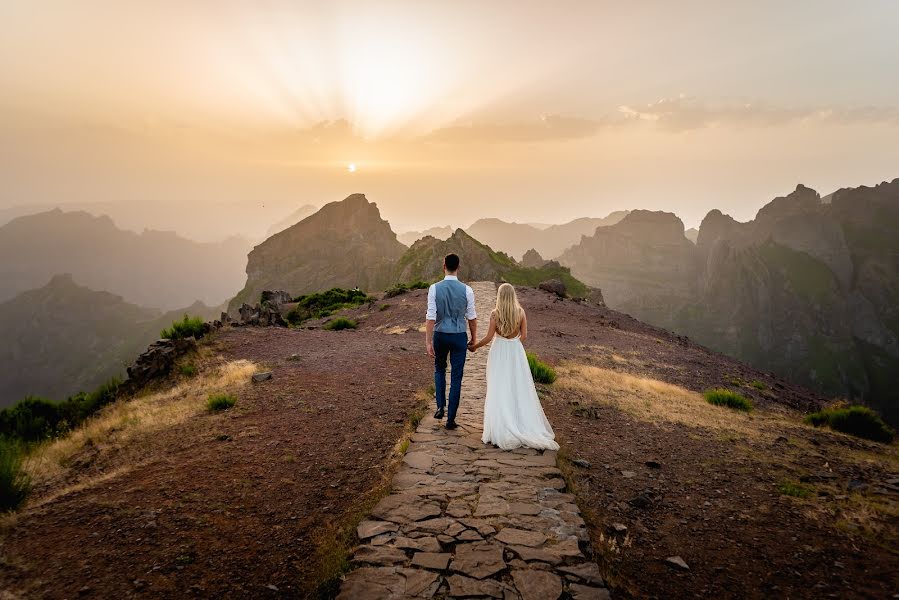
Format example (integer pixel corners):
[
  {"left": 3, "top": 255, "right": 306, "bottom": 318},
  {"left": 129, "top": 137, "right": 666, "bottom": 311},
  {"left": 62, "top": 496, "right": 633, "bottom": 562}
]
[
  {"left": 805, "top": 405, "right": 894, "bottom": 443},
  {"left": 777, "top": 480, "right": 813, "bottom": 498},
  {"left": 207, "top": 393, "right": 236, "bottom": 412},
  {"left": 287, "top": 288, "right": 372, "bottom": 326},
  {"left": 0, "top": 437, "right": 31, "bottom": 511},
  {"left": 161, "top": 314, "right": 206, "bottom": 340},
  {"left": 704, "top": 388, "right": 753, "bottom": 412},
  {"left": 324, "top": 317, "right": 357, "bottom": 331},
  {"left": 179, "top": 363, "right": 198, "bottom": 377},
  {"left": 0, "top": 378, "right": 121, "bottom": 442},
  {"left": 379, "top": 304, "right": 390, "bottom": 312},
  {"left": 749, "top": 380, "right": 767, "bottom": 390},
  {"left": 384, "top": 281, "right": 429, "bottom": 298},
  {"left": 527, "top": 352, "right": 557, "bottom": 384}
]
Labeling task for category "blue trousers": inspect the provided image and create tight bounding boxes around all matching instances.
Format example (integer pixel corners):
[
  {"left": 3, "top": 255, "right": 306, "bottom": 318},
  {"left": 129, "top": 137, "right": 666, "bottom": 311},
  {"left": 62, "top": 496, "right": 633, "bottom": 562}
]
[{"left": 433, "top": 331, "right": 468, "bottom": 423}]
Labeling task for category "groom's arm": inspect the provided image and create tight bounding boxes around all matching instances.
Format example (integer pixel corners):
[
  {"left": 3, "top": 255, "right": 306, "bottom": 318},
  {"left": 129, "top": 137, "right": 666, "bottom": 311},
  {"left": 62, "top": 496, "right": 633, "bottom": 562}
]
[
  {"left": 425, "top": 284, "right": 436, "bottom": 357},
  {"left": 465, "top": 285, "right": 477, "bottom": 345}
]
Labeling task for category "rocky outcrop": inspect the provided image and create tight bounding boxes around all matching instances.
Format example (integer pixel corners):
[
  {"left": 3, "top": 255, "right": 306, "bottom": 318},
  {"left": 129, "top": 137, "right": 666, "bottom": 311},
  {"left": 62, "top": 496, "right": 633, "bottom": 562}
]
[
  {"left": 521, "top": 249, "right": 547, "bottom": 268},
  {"left": 123, "top": 337, "right": 199, "bottom": 394},
  {"left": 230, "top": 194, "right": 406, "bottom": 311},
  {"left": 559, "top": 180, "right": 899, "bottom": 425}
]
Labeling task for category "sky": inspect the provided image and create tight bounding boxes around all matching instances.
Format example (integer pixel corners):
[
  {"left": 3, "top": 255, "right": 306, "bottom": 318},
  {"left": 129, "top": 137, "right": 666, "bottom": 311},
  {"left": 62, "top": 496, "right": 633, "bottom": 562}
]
[{"left": 2, "top": 0, "right": 899, "bottom": 240}]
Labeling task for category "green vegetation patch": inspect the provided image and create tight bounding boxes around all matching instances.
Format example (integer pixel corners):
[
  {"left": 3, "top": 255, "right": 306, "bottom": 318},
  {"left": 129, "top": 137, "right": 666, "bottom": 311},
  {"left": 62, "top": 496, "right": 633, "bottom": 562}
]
[
  {"left": 527, "top": 352, "right": 557, "bottom": 384},
  {"left": 0, "top": 437, "right": 31, "bottom": 511},
  {"left": 179, "top": 363, "right": 198, "bottom": 377},
  {"left": 324, "top": 317, "right": 358, "bottom": 331},
  {"left": 704, "top": 388, "right": 753, "bottom": 412},
  {"left": 0, "top": 378, "right": 122, "bottom": 442},
  {"left": 777, "top": 480, "right": 813, "bottom": 499},
  {"left": 749, "top": 380, "right": 767, "bottom": 390},
  {"left": 161, "top": 314, "right": 206, "bottom": 340},
  {"left": 384, "top": 281, "right": 429, "bottom": 298},
  {"left": 286, "top": 288, "right": 372, "bottom": 326},
  {"left": 805, "top": 405, "right": 894, "bottom": 443},
  {"left": 207, "top": 393, "right": 236, "bottom": 412}
]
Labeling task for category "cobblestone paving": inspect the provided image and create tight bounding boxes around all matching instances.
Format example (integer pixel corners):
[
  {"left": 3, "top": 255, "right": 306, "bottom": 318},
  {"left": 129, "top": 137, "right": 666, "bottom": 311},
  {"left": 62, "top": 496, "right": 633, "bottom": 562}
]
[{"left": 338, "top": 282, "right": 608, "bottom": 600}]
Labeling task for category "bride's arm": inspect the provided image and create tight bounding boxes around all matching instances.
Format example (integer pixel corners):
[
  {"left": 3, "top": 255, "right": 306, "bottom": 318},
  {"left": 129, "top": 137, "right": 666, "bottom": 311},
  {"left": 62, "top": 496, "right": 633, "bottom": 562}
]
[
  {"left": 520, "top": 309, "right": 528, "bottom": 342},
  {"left": 470, "top": 312, "right": 497, "bottom": 350}
]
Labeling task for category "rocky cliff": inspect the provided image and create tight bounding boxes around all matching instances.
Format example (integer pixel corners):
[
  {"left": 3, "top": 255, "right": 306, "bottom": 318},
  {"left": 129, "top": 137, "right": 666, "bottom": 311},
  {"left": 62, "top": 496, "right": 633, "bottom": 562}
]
[
  {"left": 560, "top": 210, "right": 699, "bottom": 326},
  {"left": 559, "top": 180, "right": 899, "bottom": 424},
  {"left": 230, "top": 194, "right": 406, "bottom": 311}
]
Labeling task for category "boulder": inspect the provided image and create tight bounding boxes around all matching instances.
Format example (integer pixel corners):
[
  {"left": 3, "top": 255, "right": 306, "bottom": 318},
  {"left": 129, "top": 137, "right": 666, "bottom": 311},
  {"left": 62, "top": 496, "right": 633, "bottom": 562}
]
[{"left": 538, "top": 279, "right": 567, "bottom": 297}]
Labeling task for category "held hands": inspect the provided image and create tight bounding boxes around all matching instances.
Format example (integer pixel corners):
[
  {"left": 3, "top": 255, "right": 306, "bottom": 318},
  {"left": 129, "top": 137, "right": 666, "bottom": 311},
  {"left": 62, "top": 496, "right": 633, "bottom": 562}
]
[{"left": 467, "top": 341, "right": 478, "bottom": 353}]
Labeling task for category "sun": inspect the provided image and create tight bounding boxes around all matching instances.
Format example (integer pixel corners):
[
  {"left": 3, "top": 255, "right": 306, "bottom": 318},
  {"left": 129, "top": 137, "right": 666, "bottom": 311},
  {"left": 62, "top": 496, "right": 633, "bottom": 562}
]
[{"left": 347, "top": 163, "right": 357, "bottom": 173}]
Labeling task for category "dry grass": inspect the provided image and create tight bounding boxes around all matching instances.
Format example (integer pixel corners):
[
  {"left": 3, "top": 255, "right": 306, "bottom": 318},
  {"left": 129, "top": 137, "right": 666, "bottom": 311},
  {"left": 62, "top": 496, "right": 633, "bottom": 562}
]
[
  {"left": 557, "top": 363, "right": 763, "bottom": 436},
  {"left": 26, "top": 359, "right": 258, "bottom": 489}
]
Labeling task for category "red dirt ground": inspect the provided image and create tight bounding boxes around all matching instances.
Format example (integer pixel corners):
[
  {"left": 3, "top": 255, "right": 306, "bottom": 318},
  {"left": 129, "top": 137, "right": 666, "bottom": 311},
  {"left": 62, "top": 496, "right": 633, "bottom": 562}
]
[
  {"left": 514, "top": 286, "right": 899, "bottom": 600},
  {"left": 0, "top": 295, "right": 431, "bottom": 599}
]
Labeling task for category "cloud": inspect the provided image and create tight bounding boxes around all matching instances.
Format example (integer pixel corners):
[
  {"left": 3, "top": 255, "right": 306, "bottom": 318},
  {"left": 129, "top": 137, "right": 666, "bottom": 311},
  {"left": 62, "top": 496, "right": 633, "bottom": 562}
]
[
  {"left": 617, "top": 95, "right": 899, "bottom": 132},
  {"left": 421, "top": 114, "right": 606, "bottom": 144}
]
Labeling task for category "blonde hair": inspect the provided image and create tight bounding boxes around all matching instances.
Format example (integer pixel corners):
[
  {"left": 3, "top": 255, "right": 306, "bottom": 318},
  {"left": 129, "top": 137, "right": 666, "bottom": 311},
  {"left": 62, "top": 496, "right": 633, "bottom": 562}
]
[{"left": 493, "top": 283, "right": 523, "bottom": 338}]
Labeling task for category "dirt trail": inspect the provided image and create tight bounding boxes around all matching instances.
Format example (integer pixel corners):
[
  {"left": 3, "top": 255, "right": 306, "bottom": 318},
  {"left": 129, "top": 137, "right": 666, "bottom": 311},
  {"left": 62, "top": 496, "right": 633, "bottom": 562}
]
[{"left": 339, "top": 282, "right": 610, "bottom": 599}]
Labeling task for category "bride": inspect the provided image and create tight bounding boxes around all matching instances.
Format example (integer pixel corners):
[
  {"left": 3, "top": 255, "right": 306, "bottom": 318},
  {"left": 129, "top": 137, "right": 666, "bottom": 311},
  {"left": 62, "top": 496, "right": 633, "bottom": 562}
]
[{"left": 468, "top": 283, "right": 559, "bottom": 451}]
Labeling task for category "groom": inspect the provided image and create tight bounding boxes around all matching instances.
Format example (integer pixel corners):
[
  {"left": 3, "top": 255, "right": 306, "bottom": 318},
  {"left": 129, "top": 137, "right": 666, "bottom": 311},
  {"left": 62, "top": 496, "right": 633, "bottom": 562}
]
[{"left": 425, "top": 253, "right": 477, "bottom": 430}]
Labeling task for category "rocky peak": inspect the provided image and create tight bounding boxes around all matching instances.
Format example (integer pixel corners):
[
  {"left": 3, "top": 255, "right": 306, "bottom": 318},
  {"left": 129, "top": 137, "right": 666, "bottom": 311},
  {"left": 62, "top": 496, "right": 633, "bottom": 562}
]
[
  {"left": 606, "top": 210, "right": 688, "bottom": 244},
  {"left": 755, "top": 184, "right": 823, "bottom": 222},
  {"left": 696, "top": 209, "right": 744, "bottom": 251},
  {"left": 230, "top": 194, "right": 405, "bottom": 310},
  {"left": 521, "top": 248, "right": 546, "bottom": 268}
]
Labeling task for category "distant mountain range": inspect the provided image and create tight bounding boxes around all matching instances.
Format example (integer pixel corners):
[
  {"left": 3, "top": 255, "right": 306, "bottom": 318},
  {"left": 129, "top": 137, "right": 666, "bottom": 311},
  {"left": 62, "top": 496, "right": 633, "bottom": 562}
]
[
  {"left": 0, "top": 274, "right": 220, "bottom": 408},
  {"left": 560, "top": 180, "right": 899, "bottom": 425},
  {"left": 395, "top": 213, "right": 630, "bottom": 257},
  {"left": 0, "top": 209, "right": 252, "bottom": 310},
  {"left": 465, "top": 212, "right": 630, "bottom": 260},
  {"left": 397, "top": 226, "right": 454, "bottom": 246}
]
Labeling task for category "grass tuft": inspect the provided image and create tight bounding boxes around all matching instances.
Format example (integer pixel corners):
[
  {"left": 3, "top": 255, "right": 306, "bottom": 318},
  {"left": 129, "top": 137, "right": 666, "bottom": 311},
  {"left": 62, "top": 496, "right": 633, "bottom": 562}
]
[
  {"left": 777, "top": 480, "right": 814, "bottom": 498},
  {"left": 0, "top": 437, "right": 31, "bottom": 511},
  {"left": 749, "top": 380, "right": 767, "bottom": 390},
  {"left": 207, "top": 393, "right": 236, "bottom": 412},
  {"left": 704, "top": 388, "right": 753, "bottom": 412},
  {"left": 179, "top": 363, "right": 198, "bottom": 377},
  {"left": 527, "top": 352, "right": 557, "bottom": 384},
  {"left": 324, "top": 317, "right": 357, "bottom": 331},
  {"left": 805, "top": 405, "right": 894, "bottom": 443},
  {"left": 161, "top": 314, "right": 206, "bottom": 340}
]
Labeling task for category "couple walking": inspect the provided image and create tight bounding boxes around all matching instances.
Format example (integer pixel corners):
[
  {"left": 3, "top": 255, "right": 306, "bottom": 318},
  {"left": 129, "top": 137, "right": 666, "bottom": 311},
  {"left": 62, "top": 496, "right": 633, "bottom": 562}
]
[{"left": 425, "top": 253, "right": 559, "bottom": 451}]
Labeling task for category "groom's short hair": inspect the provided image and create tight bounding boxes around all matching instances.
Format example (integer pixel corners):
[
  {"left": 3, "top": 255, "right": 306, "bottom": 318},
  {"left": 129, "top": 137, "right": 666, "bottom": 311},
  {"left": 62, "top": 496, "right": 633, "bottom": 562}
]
[{"left": 444, "top": 253, "right": 460, "bottom": 272}]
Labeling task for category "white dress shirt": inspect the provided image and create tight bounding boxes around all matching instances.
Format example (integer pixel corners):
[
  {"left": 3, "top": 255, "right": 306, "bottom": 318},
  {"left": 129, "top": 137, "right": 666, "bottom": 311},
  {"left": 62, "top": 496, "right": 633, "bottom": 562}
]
[{"left": 426, "top": 275, "right": 477, "bottom": 321}]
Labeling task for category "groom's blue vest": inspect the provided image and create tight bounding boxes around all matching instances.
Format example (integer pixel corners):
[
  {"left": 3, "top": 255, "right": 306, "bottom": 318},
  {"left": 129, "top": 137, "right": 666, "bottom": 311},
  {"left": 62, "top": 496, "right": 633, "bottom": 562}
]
[{"left": 434, "top": 279, "right": 468, "bottom": 334}]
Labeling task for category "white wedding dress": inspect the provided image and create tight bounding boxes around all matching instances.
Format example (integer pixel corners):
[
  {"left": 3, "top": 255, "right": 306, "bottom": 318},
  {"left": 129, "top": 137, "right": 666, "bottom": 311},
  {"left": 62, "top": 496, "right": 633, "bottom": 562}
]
[{"left": 482, "top": 334, "right": 560, "bottom": 451}]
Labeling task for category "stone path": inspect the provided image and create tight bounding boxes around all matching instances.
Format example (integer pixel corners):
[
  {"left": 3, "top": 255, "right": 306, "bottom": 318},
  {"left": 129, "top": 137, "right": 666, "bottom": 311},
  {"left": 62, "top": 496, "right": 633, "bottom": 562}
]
[{"left": 338, "top": 282, "right": 608, "bottom": 600}]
